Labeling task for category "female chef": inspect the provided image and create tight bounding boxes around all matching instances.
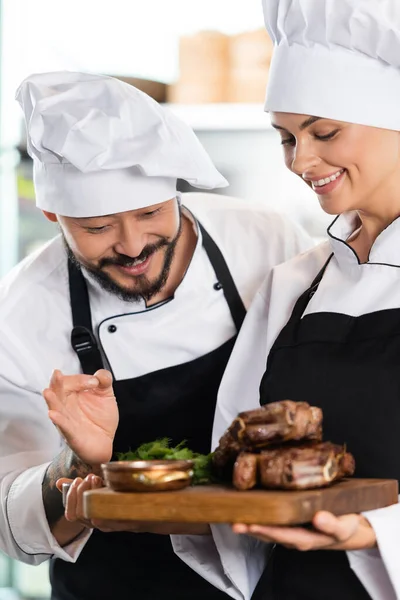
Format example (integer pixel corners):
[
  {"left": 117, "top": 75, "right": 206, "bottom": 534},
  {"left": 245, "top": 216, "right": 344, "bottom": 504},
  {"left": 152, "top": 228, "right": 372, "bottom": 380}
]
[{"left": 210, "top": 0, "right": 400, "bottom": 599}]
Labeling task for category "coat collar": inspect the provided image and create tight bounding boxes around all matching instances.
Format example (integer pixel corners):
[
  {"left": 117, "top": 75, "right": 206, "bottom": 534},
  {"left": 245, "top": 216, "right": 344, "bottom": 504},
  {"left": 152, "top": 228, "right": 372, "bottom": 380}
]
[{"left": 327, "top": 212, "right": 400, "bottom": 270}]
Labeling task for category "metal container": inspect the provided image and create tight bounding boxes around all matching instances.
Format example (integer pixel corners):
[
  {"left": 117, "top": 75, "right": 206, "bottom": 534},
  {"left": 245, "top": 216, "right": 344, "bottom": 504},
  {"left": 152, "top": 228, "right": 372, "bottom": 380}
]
[{"left": 101, "top": 459, "right": 194, "bottom": 492}]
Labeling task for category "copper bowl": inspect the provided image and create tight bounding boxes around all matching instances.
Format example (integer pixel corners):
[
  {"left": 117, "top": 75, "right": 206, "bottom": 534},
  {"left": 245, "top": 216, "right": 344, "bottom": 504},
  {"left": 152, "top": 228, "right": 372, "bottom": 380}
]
[{"left": 101, "top": 460, "right": 194, "bottom": 492}]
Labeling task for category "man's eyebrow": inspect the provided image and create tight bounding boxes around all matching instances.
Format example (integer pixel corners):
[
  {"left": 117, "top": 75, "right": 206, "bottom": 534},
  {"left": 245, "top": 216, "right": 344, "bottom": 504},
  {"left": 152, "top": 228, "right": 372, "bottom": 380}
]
[
  {"left": 78, "top": 214, "right": 114, "bottom": 222},
  {"left": 271, "top": 116, "right": 322, "bottom": 132}
]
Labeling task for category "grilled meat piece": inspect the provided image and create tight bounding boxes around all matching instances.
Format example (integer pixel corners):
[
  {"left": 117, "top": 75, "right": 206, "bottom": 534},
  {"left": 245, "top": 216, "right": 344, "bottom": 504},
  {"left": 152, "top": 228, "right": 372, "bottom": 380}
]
[
  {"left": 241, "top": 401, "right": 322, "bottom": 447},
  {"left": 258, "top": 442, "right": 355, "bottom": 490},
  {"left": 238, "top": 400, "right": 302, "bottom": 424},
  {"left": 233, "top": 452, "right": 259, "bottom": 491},
  {"left": 213, "top": 402, "right": 323, "bottom": 472},
  {"left": 213, "top": 427, "right": 243, "bottom": 471},
  {"left": 215, "top": 402, "right": 355, "bottom": 491}
]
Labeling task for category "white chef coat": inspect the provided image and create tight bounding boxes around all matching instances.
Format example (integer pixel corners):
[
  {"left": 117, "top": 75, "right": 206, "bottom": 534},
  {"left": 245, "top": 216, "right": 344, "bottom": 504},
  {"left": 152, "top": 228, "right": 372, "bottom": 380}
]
[
  {"left": 184, "top": 211, "right": 400, "bottom": 600},
  {"left": 0, "top": 192, "right": 312, "bottom": 573}
]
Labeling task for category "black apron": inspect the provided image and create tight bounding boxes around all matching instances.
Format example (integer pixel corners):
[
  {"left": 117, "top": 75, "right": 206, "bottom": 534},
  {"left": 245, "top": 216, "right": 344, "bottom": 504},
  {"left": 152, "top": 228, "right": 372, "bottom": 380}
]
[
  {"left": 50, "top": 223, "right": 246, "bottom": 600},
  {"left": 252, "top": 253, "right": 400, "bottom": 600}
]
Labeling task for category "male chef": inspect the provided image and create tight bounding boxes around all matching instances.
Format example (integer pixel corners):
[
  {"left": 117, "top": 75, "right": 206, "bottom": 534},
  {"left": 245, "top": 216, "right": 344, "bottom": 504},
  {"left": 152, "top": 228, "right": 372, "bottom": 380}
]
[{"left": 0, "top": 71, "right": 312, "bottom": 600}]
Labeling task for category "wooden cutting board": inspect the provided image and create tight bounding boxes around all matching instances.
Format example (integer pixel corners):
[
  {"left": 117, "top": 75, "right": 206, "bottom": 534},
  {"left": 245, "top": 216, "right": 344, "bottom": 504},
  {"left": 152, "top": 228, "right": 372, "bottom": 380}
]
[{"left": 83, "top": 478, "right": 398, "bottom": 525}]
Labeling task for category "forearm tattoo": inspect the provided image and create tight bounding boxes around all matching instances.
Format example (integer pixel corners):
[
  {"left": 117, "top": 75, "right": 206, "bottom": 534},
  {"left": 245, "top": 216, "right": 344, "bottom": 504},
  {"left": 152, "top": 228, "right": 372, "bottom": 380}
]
[{"left": 42, "top": 448, "right": 93, "bottom": 526}]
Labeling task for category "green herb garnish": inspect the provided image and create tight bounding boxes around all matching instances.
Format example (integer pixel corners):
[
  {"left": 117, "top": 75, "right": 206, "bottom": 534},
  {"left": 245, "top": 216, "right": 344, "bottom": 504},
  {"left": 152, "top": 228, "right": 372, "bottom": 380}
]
[{"left": 117, "top": 438, "right": 214, "bottom": 485}]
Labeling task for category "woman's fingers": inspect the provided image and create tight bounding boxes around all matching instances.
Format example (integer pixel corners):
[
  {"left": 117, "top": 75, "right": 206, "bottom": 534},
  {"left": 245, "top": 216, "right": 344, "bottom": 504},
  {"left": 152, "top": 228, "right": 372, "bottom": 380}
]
[
  {"left": 232, "top": 524, "right": 248, "bottom": 534},
  {"left": 251, "top": 524, "right": 334, "bottom": 550},
  {"left": 232, "top": 523, "right": 336, "bottom": 550},
  {"left": 232, "top": 511, "right": 377, "bottom": 552},
  {"left": 313, "top": 512, "right": 376, "bottom": 550},
  {"left": 313, "top": 511, "right": 359, "bottom": 542},
  {"left": 313, "top": 511, "right": 358, "bottom": 542}
]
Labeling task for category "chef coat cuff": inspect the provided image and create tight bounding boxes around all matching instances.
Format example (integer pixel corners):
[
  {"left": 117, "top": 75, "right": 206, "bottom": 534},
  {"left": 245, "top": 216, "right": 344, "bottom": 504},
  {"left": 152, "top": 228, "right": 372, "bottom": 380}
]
[
  {"left": 171, "top": 525, "right": 267, "bottom": 600},
  {"left": 7, "top": 463, "right": 92, "bottom": 561},
  {"left": 345, "top": 501, "right": 400, "bottom": 600}
]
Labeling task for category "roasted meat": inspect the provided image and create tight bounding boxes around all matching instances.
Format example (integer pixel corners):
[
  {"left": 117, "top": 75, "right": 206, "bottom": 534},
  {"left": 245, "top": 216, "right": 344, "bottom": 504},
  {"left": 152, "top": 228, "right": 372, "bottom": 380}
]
[
  {"left": 258, "top": 442, "right": 355, "bottom": 490},
  {"left": 214, "top": 401, "right": 355, "bottom": 491},
  {"left": 239, "top": 401, "right": 323, "bottom": 447},
  {"left": 214, "top": 400, "right": 323, "bottom": 470},
  {"left": 233, "top": 452, "right": 259, "bottom": 490},
  {"left": 213, "top": 428, "right": 243, "bottom": 473}
]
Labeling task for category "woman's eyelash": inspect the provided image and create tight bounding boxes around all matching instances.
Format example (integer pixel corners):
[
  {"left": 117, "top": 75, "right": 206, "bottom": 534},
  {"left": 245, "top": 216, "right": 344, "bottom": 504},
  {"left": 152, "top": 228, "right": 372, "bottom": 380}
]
[
  {"left": 315, "top": 129, "right": 340, "bottom": 141},
  {"left": 281, "top": 137, "right": 295, "bottom": 146},
  {"left": 281, "top": 129, "right": 340, "bottom": 146}
]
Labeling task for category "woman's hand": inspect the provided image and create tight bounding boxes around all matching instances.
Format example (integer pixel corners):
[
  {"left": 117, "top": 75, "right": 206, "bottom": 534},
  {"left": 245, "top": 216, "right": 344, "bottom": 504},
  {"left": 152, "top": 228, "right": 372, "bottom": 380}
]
[
  {"left": 43, "top": 369, "right": 119, "bottom": 466},
  {"left": 233, "top": 511, "right": 377, "bottom": 551},
  {"left": 58, "top": 475, "right": 210, "bottom": 536}
]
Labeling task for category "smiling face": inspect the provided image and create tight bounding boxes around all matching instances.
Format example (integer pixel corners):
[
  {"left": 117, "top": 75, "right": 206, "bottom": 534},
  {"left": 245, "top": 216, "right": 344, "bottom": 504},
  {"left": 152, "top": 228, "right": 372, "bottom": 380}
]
[
  {"left": 270, "top": 113, "right": 400, "bottom": 217},
  {"left": 46, "top": 198, "right": 182, "bottom": 302}
]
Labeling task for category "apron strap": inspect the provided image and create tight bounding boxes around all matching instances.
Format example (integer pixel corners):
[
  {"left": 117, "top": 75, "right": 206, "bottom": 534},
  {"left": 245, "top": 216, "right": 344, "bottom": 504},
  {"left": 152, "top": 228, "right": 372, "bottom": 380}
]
[
  {"left": 198, "top": 222, "right": 247, "bottom": 332},
  {"left": 260, "top": 252, "right": 334, "bottom": 405},
  {"left": 68, "top": 260, "right": 104, "bottom": 375},
  {"left": 68, "top": 220, "right": 246, "bottom": 374},
  {"left": 291, "top": 253, "right": 334, "bottom": 321}
]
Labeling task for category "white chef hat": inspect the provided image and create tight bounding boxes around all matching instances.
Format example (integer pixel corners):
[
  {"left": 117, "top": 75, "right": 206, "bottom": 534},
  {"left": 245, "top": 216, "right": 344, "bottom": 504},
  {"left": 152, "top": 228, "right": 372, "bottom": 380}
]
[
  {"left": 16, "top": 71, "right": 228, "bottom": 217},
  {"left": 262, "top": 0, "right": 400, "bottom": 131}
]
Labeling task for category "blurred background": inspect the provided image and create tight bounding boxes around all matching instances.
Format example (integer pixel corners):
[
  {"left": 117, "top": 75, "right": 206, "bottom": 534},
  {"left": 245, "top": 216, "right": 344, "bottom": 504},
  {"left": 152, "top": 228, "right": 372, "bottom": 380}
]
[{"left": 0, "top": 0, "right": 328, "bottom": 597}]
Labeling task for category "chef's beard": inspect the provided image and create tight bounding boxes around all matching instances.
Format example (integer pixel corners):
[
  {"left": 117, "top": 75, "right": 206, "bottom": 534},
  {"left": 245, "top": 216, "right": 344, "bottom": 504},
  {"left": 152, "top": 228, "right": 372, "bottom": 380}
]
[{"left": 63, "top": 219, "right": 183, "bottom": 302}]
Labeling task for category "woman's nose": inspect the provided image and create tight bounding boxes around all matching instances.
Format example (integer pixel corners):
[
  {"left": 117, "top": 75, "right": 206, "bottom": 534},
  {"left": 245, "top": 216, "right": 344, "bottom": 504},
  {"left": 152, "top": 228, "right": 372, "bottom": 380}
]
[{"left": 290, "top": 142, "right": 320, "bottom": 176}]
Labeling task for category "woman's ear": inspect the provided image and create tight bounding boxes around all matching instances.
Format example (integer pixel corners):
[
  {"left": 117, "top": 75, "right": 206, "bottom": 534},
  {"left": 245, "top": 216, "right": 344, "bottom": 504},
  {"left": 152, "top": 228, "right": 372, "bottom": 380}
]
[{"left": 42, "top": 211, "right": 58, "bottom": 223}]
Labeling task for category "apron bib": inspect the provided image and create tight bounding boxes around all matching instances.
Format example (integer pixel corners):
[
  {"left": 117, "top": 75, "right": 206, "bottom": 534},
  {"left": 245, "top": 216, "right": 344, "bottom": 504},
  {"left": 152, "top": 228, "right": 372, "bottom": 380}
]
[
  {"left": 50, "top": 223, "right": 246, "bottom": 600},
  {"left": 252, "top": 255, "right": 400, "bottom": 600}
]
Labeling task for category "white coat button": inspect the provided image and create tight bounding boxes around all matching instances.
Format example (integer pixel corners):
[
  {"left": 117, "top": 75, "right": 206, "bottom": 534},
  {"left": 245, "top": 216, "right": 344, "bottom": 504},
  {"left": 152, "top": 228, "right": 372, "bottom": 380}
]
[{"left": 108, "top": 324, "right": 117, "bottom": 333}]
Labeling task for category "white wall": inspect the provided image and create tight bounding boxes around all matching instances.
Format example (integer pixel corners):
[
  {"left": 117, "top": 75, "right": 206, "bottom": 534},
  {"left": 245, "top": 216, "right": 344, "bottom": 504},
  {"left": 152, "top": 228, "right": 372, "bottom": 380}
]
[
  {"left": 9, "top": 0, "right": 266, "bottom": 82},
  {"left": 0, "top": 0, "right": 330, "bottom": 280},
  {"left": 194, "top": 129, "right": 330, "bottom": 238}
]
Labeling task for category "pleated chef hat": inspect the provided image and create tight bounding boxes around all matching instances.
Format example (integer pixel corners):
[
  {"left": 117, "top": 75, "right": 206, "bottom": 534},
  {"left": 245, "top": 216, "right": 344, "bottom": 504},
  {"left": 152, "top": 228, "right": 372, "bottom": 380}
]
[
  {"left": 262, "top": 0, "right": 400, "bottom": 130},
  {"left": 16, "top": 71, "right": 228, "bottom": 217}
]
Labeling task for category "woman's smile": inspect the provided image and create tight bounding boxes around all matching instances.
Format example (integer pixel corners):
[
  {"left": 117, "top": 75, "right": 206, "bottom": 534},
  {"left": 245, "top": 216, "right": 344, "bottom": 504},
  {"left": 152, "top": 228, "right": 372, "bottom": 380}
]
[{"left": 304, "top": 169, "right": 346, "bottom": 194}]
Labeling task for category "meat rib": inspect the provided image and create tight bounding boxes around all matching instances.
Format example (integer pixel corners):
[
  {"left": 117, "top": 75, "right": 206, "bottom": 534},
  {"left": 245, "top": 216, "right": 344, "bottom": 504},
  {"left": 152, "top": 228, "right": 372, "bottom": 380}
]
[{"left": 258, "top": 442, "right": 355, "bottom": 490}]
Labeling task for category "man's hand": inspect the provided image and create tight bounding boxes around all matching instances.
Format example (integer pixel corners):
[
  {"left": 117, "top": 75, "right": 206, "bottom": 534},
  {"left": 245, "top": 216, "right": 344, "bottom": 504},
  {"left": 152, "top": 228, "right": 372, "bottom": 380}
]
[
  {"left": 43, "top": 369, "right": 118, "bottom": 466},
  {"left": 59, "top": 475, "right": 211, "bottom": 536},
  {"left": 232, "top": 511, "right": 377, "bottom": 551}
]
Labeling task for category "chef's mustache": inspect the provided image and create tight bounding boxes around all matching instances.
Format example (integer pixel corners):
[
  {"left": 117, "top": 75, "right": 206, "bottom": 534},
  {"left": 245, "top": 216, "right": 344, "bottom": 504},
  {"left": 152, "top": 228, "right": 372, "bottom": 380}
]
[{"left": 98, "top": 238, "right": 170, "bottom": 269}]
